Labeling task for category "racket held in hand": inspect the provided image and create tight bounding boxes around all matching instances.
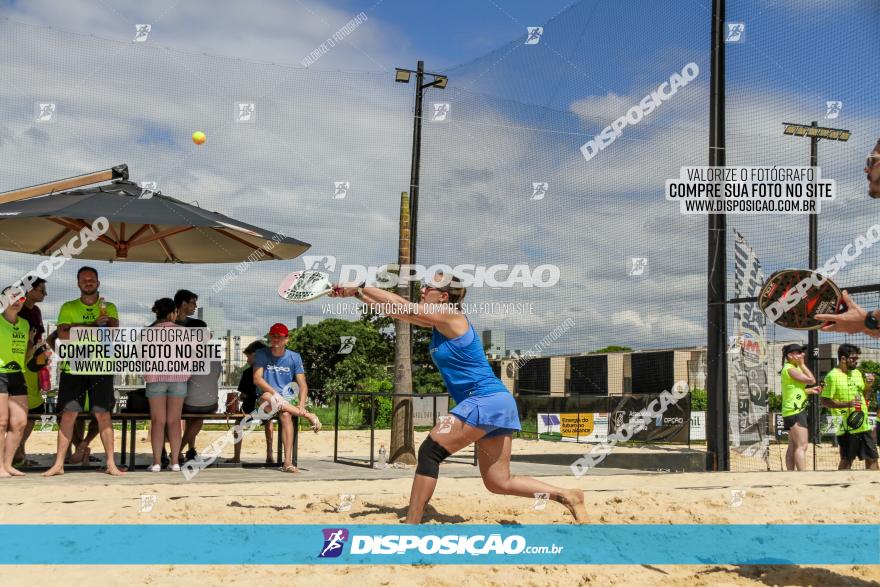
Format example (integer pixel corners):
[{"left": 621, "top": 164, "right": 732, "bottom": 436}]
[{"left": 758, "top": 268, "right": 846, "bottom": 330}]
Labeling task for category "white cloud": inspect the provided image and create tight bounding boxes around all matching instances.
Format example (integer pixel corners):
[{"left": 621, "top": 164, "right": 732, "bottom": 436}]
[{"left": 1, "top": 2, "right": 877, "bottom": 361}]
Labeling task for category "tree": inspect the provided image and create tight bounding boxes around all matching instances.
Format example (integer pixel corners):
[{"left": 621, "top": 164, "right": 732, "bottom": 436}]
[
  {"left": 592, "top": 345, "right": 633, "bottom": 354},
  {"left": 860, "top": 360, "right": 880, "bottom": 411},
  {"left": 287, "top": 318, "right": 393, "bottom": 405},
  {"left": 391, "top": 191, "right": 415, "bottom": 464},
  {"left": 411, "top": 324, "right": 444, "bottom": 392}
]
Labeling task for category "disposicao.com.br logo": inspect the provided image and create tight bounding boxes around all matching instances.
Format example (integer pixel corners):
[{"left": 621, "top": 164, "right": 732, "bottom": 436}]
[
  {"left": 302, "top": 256, "right": 560, "bottom": 289},
  {"left": 317, "top": 528, "right": 563, "bottom": 558}
]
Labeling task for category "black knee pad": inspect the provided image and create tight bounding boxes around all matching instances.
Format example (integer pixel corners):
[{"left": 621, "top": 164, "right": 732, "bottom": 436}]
[{"left": 416, "top": 436, "right": 451, "bottom": 478}]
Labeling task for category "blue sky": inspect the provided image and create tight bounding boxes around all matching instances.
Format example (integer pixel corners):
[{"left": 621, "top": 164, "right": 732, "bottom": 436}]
[{"left": 0, "top": 0, "right": 878, "bottom": 355}]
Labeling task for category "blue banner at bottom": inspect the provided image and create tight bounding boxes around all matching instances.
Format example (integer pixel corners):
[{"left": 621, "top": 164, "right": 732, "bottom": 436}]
[{"left": 1, "top": 525, "right": 878, "bottom": 565}]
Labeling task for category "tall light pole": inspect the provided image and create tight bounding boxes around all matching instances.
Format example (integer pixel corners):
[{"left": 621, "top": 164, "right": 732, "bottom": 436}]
[
  {"left": 781, "top": 121, "right": 850, "bottom": 466},
  {"left": 388, "top": 64, "right": 446, "bottom": 464},
  {"left": 706, "top": 0, "right": 728, "bottom": 472},
  {"left": 394, "top": 62, "right": 448, "bottom": 294}
]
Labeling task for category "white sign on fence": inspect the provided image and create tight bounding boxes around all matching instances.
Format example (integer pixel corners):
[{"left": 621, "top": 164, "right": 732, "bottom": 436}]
[
  {"left": 690, "top": 411, "right": 706, "bottom": 440},
  {"left": 537, "top": 412, "right": 608, "bottom": 443},
  {"left": 412, "top": 396, "right": 449, "bottom": 427}
]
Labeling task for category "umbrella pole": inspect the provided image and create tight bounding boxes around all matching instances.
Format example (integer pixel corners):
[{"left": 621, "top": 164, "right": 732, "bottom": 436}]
[{"left": 0, "top": 165, "right": 128, "bottom": 205}]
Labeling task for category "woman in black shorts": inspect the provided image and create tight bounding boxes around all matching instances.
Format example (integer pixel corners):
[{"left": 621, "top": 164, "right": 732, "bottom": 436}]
[{"left": 1, "top": 286, "right": 32, "bottom": 477}]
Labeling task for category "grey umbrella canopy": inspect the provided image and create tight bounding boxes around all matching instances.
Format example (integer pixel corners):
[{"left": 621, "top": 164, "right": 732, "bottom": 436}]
[{"left": 0, "top": 179, "right": 310, "bottom": 263}]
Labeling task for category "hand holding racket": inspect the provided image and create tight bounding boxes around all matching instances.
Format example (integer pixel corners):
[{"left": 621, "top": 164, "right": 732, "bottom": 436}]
[
  {"left": 277, "top": 270, "right": 337, "bottom": 302},
  {"left": 759, "top": 269, "right": 847, "bottom": 330},
  {"left": 327, "top": 283, "right": 360, "bottom": 298},
  {"left": 814, "top": 290, "right": 877, "bottom": 334}
]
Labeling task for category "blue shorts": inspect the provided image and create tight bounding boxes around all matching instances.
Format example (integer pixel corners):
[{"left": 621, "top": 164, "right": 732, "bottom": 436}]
[{"left": 450, "top": 391, "right": 521, "bottom": 438}]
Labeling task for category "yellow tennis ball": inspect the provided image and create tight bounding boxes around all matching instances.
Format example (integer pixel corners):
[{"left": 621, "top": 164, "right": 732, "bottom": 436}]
[{"left": 192, "top": 131, "right": 206, "bottom": 145}]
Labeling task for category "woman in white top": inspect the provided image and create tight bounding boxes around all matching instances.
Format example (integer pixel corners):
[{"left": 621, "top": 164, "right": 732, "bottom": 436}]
[{"left": 144, "top": 298, "right": 189, "bottom": 472}]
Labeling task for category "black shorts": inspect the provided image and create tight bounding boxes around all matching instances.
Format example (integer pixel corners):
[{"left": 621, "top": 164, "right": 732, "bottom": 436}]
[
  {"left": 783, "top": 410, "right": 808, "bottom": 431},
  {"left": 240, "top": 392, "right": 256, "bottom": 414},
  {"left": 838, "top": 431, "right": 879, "bottom": 462},
  {"left": 58, "top": 372, "right": 115, "bottom": 413},
  {"left": 0, "top": 372, "right": 28, "bottom": 396},
  {"left": 28, "top": 404, "right": 46, "bottom": 415},
  {"left": 183, "top": 402, "right": 219, "bottom": 414}
]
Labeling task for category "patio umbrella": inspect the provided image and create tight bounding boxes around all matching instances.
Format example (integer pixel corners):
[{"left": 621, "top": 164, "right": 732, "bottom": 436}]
[{"left": 0, "top": 165, "right": 310, "bottom": 263}]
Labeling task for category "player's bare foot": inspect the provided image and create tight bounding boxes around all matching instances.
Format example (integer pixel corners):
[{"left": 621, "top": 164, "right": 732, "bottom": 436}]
[
  {"left": 0, "top": 469, "right": 11, "bottom": 478},
  {"left": 556, "top": 489, "right": 587, "bottom": 523},
  {"left": 5, "top": 466, "right": 25, "bottom": 476},
  {"left": 105, "top": 466, "right": 125, "bottom": 476},
  {"left": 42, "top": 465, "right": 64, "bottom": 477}
]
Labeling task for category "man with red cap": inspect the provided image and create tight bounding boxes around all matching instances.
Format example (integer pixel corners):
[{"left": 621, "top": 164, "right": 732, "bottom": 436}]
[{"left": 253, "top": 323, "right": 320, "bottom": 472}]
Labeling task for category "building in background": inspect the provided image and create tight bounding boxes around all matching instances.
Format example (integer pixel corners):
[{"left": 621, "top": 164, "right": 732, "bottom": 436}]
[
  {"left": 483, "top": 329, "right": 507, "bottom": 359},
  {"left": 219, "top": 332, "right": 260, "bottom": 385},
  {"left": 197, "top": 304, "right": 226, "bottom": 332},
  {"left": 295, "top": 316, "right": 323, "bottom": 328}
]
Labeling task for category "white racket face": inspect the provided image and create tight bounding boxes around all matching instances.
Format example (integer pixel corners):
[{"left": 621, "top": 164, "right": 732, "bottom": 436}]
[{"left": 278, "top": 270, "right": 333, "bottom": 302}]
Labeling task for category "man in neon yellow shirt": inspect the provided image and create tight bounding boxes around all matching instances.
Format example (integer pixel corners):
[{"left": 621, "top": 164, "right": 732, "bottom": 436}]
[
  {"left": 43, "top": 267, "right": 124, "bottom": 477},
  {"left": 820, "top": 344, "right": 877, "bottom": 470}
]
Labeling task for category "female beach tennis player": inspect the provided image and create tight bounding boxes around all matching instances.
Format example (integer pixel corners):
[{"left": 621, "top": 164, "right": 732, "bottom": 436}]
[
  {"left": 329, "top": 273, "right": 587, "bottom": 524},
  {"left": 778, "top": 343, "right": 820, "bottom": 471}
]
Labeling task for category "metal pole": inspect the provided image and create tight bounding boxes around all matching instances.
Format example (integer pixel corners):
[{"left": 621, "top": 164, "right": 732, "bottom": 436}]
[
  {"left": 706, "top": 0, "right": 729, "bottom": 472},
  {"left": 334, "top": 393, "right": 339, "bottom": 464},
  {"left": 809, "top": 121, "right": 819, "bottom": 469},
  {"left": 408, "top": 61, "right": 425, "bottom": 302},
  {"left": 370, "top": 393, "right": 376, "bottom": 468}
]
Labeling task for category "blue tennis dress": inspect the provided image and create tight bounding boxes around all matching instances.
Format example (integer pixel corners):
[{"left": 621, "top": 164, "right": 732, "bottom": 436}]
[{"left": 430, "top": 323, "right": 521, "bottom": 438}]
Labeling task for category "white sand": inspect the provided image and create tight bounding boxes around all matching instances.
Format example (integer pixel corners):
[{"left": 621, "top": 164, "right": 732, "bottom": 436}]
[{"left": 2, "top": 429, "right": 878, "bottom": 585}]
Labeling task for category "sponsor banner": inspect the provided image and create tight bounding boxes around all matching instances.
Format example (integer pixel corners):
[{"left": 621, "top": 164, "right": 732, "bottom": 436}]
[
  {"left": 412, "top": 396, "right": 449, "bottom": 427},
  {"left": 774, "top": 412, "right": 877, "bottom": 439},
  {"left": 537, "top": 413, "right": 608, "bottom": 442},
  {"left": 1, "top": 525, "right": 878, "bottom": 564},
  {"left": 774, "top": 413, "right": 789, "bottom": 439},
  {"left": 690, "top": 411, "right": 706, "bottom": 441},
  {"left": 728, "top": 231, "right": 770, "bottom": 451},
  {"left": 608, "top": 396, "right": 690, "bottom": 443}
]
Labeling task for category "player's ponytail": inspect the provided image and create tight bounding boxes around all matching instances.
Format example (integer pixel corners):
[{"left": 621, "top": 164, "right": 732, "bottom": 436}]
[{"left": 151, "top": 297, "right": 176, "bottom": 322}]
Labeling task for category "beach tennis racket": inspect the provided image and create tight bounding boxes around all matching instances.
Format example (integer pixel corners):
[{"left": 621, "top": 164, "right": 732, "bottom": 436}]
[
  {"left": 277, "top": 270, "right": 335, "bottom": 302},
  {"left": 758, "top": 269, "right": 846, "bottom": 330}
]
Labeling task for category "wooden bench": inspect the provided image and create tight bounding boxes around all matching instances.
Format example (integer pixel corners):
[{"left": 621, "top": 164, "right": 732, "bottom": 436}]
[{"left": 26, "top": 412, "right": 299, "bottom": 470}]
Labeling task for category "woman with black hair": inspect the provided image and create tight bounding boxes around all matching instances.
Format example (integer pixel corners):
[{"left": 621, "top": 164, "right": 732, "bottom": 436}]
[
  {"left": 779, "top": 343, "right": 820, "bottom": 471},
  {"left": 144, "top": 298, "right": 189, "bottom": 472}
]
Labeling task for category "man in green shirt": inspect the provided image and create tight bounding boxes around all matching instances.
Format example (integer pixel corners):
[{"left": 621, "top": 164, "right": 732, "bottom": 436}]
[
  {"left": 820, "top": 344, "right": 877, "bottom": 470},
  {"left": 43, "top": 267, "right": 124, "bottom": 477}
]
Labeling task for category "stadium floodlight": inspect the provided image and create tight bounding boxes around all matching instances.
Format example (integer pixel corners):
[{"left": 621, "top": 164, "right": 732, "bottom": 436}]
[
  {"left": 782, "top": 120, "right": 851, "bottom": 467},
  {"left": 782, "top": 122, "right": 851, "bottom": 142},
  {"left": 393, "top": 61, "right": 449, "bottom": 271}
]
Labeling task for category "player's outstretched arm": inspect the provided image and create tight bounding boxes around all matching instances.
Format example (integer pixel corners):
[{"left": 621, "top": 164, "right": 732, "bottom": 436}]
[{"left": 330, "top": 284, "right": 453, "bottom": 328}]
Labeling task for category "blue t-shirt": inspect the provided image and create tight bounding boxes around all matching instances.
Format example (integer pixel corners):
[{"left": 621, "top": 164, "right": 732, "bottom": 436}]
[
  {"left": 253, "top": 348, "right": 305, "bottom": 398},
  {"left": 430, "top": 323, "right": 509, "bottom": 403}
]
